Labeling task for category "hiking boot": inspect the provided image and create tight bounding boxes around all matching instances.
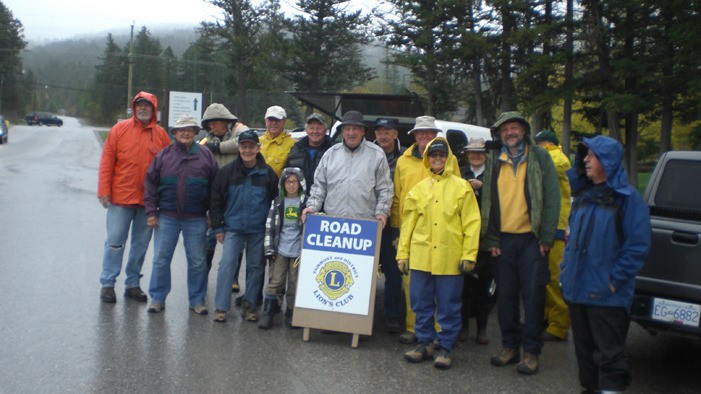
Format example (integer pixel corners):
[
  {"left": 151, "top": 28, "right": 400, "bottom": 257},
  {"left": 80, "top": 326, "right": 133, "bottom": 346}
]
[
  {"left": 490, "top": 348, "right": 520, "bottom": 366},
  {"left": 100, "top": 287, "right": 116, "bottom": 303},
  {"left": 231, "top": 283, "right": 240, "bottom": 293},
  {"left": 386, "top": 319, "right": 402, "bottom": 334},
  {"left": 404, "top": 342, "right": 435, "bottom": 363},
  {"left": 258, "top": 297, "right": 275, "bottom": 329},
  {"left": 147, "top": 303, "right": 165, "bottom": 313},
  {"left": 241, "top": 303, "right": 258, "bottom": 322},
  {"left": 434, "top": 348, "right": 452, "bottom": 370},
  {"left": 189, "top": 304, "right": 208, "bottom": 315},
  {"left": 124, "top": 287, "right": 148, "bottom": 302},
  {"left": 517, "top": 352, "right": 539, "bottom": 375},
  {"left": 398, "top": 330, "right": 418, "bottom": 344},
  {"left": 213, "top": 310, "right": 227, "bottom": 323}
]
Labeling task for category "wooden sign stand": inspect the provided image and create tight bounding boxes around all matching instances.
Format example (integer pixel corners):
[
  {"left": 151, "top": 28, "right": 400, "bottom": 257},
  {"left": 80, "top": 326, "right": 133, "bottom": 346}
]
[{"left": 291, "top": 214, "right": 381, "bottom": 348}]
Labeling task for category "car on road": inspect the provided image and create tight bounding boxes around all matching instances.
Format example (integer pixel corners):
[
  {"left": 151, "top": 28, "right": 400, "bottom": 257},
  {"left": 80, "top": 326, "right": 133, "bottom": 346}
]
[
  {"left": 24, "top": 111, "right": 63, "bottom": 127},
  {"left": 0, "top": 115, "right": 8, "bottom": 144}
]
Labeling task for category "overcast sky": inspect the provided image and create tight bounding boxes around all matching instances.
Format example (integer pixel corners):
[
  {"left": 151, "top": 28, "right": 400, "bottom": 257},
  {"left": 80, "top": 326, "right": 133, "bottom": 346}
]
[{"left": 4, "top": 0, "right": 381, "bottom": 43}]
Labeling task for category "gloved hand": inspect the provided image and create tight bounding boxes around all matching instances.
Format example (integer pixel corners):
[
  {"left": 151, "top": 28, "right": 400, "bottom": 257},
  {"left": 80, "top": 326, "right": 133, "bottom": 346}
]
[
  {"left": 398, "top": 259, "right": 409, "bottom": 275},
  {"left": 459, "top": 260, "right": 477, "bottom": 274},
  {"left": 205, "top": 141, "right": 220, "bottom": 153}
]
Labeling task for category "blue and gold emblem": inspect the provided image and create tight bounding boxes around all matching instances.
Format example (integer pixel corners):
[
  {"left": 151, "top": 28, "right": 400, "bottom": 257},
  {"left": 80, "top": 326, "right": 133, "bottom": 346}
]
[{"left": 315, "top": 260, "right": 354, "bottom": 300}]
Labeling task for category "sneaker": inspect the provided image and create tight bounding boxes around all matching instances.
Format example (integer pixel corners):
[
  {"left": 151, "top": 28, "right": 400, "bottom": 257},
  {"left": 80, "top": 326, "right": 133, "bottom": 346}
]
[
  {"left": 124, "top": 287, "right": 148, "bottom": 302},
  {"left": 434, "top": 348, "right": 452, "bottom": 370},
  {"left": 490, "top": 348, "right": 520, "bottom": 366},
  {"left": 189, "top": 304, "right": 208, "bottom": 315},
  {"left": 147, "top": 303, "right": 165, "bottom": 313},
  {"left": 231, "top": 283, "right": 240, "bottom": 293},
  {"left": 242, "top": 304, "right": 258, "bottom": 322},
  {"left": 404, "top": 342, "right": 435, "bottom": 363},
  {"left": 398, "top": 330, "right": 418, "bottom": 344},
  {"left": 386, "top": 319, "right": 402, "bottom": 334},
  {"left": 100, "top": 287, "right": 116, "bottom": 303},
  {"left": 213, "top": 310, "right": 227, "bottom": 323},
  {"left": 541, "top": 331, "right": 567, "bottom": 341},
  {"left": 517, "top": 352, "right": 539, "bottom": 375}
]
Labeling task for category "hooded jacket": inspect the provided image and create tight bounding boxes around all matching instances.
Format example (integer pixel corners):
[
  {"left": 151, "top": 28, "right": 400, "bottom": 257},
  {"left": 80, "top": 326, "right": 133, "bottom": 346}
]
[
  {"left": 144, "top": 140, "right": 218, "bottom": 219},
  {"left": 200, "top": 103, "right": 249, "bottom": 168},
  {"left": 209, "top": 153, "right": 279, "bottom": 234},
  {"left": 480, "top": 119, "right": 560, "bottom": 249},
  {"left": 264, "top": 167, "right": 307, "bottom": 256},
  {"left": 306, "top": 139, "right": 393, "bottom": 219},
  {"left": 560, "top": 136, "right": 650, "bottom": 311},
  {"left": 390, "top": 143, "right": 461, "bottom": 229},
  {"left": 542, "top": 143, "right": 572, "bottom": 235},
  {"left": 284, "top": 134, "right": 333, "bottom": 193},
  {"left": 396, "top": 137, "right": 481, "bottom": 275},
  {"left": 98, "top": 92, "right": 171, "bottom": 205}
]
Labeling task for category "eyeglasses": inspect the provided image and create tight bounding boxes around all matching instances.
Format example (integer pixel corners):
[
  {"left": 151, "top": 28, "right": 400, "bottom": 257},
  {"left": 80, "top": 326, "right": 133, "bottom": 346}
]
[
  {"left": 428, "top": 151, "right": 448, "bottom": 158},
  {"left": 285, "top": 180, "right": 299, "bottom": 185}
]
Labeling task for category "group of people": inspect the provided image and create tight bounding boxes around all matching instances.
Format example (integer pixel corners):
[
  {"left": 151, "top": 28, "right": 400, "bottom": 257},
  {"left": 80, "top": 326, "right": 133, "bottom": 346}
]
[{"left": 97, "top": 91, "right": 650, "bottom": 392}]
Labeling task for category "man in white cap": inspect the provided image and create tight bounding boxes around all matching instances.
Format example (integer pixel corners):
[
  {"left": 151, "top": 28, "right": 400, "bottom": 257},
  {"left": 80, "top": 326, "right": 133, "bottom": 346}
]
[
  {"left": 391, "top": 115, "right": 460, "bottom": 344},
  {"left": 260, "top": 105, "right": 295, "bottom": 177}
]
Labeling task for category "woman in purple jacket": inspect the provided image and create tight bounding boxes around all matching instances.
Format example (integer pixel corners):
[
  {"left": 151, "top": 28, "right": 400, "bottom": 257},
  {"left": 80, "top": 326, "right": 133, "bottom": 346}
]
[{"left": 143, "top": 114, "right": 218, "bottom": 314}]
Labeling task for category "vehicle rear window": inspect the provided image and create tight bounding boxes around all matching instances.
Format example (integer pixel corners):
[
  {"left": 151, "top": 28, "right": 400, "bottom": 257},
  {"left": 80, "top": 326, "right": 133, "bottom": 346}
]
[{"left": 654, "top": 159, "right": 701, "bottom": 212}]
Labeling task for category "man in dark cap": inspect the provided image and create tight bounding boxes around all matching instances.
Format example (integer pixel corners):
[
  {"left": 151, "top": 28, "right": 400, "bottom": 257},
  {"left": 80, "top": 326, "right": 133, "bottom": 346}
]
[
  {"left": 302, "top": 110, "right": 392, "bottom": 226},
  {"left": 285, "top": 113, "right": 333, "bottom": 193},
  {"left": 373, "top": 118, "right": 405, "bottom": 334},
  {"left": 482, "top": 111, "right": 560, "bottom": 375}
]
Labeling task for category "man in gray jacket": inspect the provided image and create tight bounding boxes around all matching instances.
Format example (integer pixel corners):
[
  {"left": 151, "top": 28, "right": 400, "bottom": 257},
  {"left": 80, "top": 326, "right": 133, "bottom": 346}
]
[{"left": 302, "top": 111, "right": 393, "bottom": 226}]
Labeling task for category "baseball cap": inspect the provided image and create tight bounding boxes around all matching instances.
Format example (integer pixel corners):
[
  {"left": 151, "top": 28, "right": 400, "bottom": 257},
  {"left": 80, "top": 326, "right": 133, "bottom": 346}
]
[
  {"left": 426, "top": 139, "right": 449, "bottom": 154},
  {"left": 374, "top": 118, "right": 398, "bottom": 131},
  {"left": 305, "top": 113, "right": 326, "bottom": 125},
  {"left": 238, "top": 129, "right": 260, "bottom": 144},
  {"left": 265, "top": 106, "right": 287, "bottom": 120}
]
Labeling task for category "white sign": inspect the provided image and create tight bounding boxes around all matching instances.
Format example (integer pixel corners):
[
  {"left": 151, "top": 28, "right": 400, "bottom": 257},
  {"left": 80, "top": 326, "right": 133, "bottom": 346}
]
[
  {"left": 295, "top": 215, "right": 378, "bottom": 316},
  {"left": 168, "top": 91, "right": 202, "bottom": 128}
]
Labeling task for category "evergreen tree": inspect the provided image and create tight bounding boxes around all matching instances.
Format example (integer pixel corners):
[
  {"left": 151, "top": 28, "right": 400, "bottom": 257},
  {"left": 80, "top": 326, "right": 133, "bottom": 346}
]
[
  {"left": 0, "top": 1, "right": 27, "bottom": 114},
  {"left": 130, "top": 27, "right": 164, "bottom": 94},
  {"left": 285, "top": 0, "right": 374, "bottom": 93},
  {"left": 90, "top": 34, "right": 127, "bottom": 123}
]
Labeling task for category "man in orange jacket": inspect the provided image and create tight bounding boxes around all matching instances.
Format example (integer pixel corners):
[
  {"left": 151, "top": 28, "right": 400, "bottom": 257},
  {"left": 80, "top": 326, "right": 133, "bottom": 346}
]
[{"left": 98, "top": 92, "right": 171, "bottom": 303}]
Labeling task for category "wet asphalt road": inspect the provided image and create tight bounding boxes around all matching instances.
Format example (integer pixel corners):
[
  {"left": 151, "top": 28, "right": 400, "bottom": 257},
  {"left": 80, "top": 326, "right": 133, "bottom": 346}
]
[{"left": 0, "top": 118, "right": 699, "bottom": 393}]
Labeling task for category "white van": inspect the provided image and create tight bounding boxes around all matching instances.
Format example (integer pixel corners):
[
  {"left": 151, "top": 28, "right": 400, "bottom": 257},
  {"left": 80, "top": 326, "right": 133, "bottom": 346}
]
[{"left": 288, "top": 92, "right": 490, "bottom": 153}]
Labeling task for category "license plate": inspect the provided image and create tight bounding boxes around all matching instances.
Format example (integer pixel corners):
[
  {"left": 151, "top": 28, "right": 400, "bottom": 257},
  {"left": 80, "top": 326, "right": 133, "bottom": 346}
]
[{"left": 651, "top": 298, "right": 701, "bottom": 327}]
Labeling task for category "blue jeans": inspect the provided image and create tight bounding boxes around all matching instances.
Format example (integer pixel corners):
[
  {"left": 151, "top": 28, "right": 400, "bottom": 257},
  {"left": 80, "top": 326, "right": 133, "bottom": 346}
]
[
  {"left": 148, "top": 215, "right": 208, "bottom": 306},
  {"left": 100, "top": 204, "right": 153, "bottom": 288},
  {"left": 380, "top": 225, "right": 402, "bottom": 321},
  {"left": 206, "top": 229, "right": 242, "bottom": 281},
  {"left": 214, "top": 231, "right": 265, "bottom": 311},
  {"left": 410, "top": 270, "right": 463, "bottom": 351}
]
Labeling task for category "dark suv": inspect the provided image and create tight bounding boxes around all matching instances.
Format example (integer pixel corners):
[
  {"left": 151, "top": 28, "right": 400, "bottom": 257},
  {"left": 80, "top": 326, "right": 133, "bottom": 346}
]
[{"left": 25, "top": 112, "right": 63, "bottom": 126}]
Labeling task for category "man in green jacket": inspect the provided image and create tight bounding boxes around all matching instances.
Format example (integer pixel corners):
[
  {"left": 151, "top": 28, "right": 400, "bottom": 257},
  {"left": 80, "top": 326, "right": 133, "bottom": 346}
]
[{"left": 482, "top": 112, "right": 560, "bottom": 375}]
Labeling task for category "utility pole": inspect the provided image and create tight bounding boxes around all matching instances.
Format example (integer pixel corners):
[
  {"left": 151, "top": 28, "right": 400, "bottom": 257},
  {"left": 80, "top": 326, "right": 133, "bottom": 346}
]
[{"left": 126, "top": 22, "right": 135, "bottom": 116}]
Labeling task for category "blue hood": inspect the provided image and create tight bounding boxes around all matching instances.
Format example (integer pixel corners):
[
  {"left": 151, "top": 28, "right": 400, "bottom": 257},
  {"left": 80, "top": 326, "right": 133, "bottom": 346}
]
[{"left": 567, "top": 135, "right": 631, "bottom": 196}]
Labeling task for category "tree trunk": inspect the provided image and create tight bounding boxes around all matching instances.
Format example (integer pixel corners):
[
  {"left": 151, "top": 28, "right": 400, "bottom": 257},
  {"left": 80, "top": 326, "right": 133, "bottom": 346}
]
[{"left": 561, "top": 0, "right": 574, "bottom": 157}]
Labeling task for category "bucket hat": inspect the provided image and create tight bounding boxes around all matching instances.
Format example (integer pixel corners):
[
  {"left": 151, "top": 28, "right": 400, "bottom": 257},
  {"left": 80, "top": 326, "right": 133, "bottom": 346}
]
[
  {"left": 171, "top": 114, "right": 200, "bottom": 134},
  {"left": 409, "top": 116, "right": 442, "bottom": 134},
  {"left": 460, "top": 137, "right": 487, "bottom": 154},
  {"left": 339, "top": 111, "right": 366, "bottom": 128}
]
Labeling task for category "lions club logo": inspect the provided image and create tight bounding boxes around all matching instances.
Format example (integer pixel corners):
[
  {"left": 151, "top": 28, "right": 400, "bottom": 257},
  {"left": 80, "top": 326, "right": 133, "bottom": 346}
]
[{"left": 315, "top": 260, "right": 354, "bottom": 300}]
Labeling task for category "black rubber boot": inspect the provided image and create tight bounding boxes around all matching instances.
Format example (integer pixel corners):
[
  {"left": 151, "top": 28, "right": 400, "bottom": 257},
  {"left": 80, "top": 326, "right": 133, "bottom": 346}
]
[{"left": 258, "top": 297, "right": 277, "bottom": 330}]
